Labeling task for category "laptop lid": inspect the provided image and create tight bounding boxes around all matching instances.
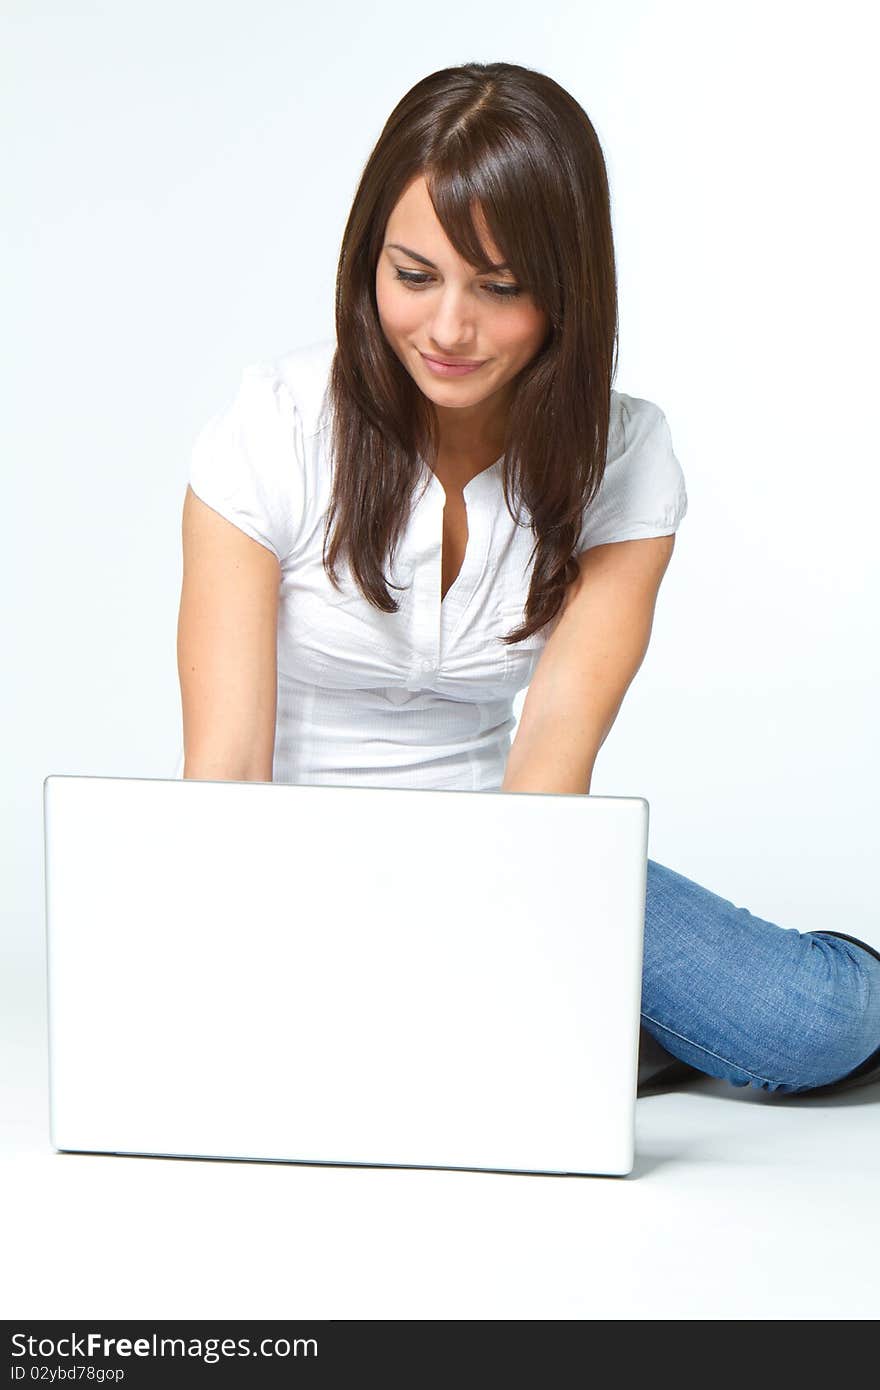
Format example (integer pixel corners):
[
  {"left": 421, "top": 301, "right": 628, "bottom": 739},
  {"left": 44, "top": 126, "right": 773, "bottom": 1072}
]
[{"left": 43, "top": 775, "right": 649, "bottom": 1177}]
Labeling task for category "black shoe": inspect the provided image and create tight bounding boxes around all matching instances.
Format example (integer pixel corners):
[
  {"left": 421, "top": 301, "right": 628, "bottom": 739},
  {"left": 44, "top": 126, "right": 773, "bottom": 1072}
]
[
  {"left": 636, "top": 1056, "right": 699, "bottom": 1096},
  {"left": 636, "top": 1026, "right": 701, "bottom": 1095}
]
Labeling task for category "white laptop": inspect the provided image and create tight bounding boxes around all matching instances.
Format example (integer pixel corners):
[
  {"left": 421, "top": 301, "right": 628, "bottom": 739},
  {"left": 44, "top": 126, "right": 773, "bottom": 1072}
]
[{"left": 43, "top": 775, "right": 650, "bottom": 1177}]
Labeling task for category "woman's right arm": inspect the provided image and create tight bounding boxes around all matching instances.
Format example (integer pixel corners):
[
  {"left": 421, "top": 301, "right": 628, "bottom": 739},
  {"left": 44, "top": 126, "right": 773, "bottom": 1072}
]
[{"left": 177, "top": 485, "right": 281, "bottom": 782}]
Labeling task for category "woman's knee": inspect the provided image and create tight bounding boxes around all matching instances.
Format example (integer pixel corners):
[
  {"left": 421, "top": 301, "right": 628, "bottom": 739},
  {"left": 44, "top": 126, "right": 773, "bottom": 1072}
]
[
  {"left": 727, "top": 932, "right": 880, "bottom": 1092},
  {"left": 784, "top": 933, "right": 880, "bottom": 1091}
]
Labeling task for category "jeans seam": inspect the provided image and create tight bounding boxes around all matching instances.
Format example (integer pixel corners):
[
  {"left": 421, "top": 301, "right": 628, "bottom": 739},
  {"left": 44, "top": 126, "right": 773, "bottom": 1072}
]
[{"left": 641, "top": 1012, "right": 789, "bottom": 1088}]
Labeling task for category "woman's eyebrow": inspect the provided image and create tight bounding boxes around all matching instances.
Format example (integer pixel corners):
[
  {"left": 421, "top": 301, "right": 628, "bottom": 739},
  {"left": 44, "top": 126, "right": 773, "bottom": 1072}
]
[{"left": 385, "top": 242, "right": 510, "bottom": 273}]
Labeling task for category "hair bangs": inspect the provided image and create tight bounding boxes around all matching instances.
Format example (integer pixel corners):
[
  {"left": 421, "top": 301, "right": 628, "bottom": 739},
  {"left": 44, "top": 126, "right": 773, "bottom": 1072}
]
[{"left": 425, "top": 152, "right": 561, "bottom": 320}]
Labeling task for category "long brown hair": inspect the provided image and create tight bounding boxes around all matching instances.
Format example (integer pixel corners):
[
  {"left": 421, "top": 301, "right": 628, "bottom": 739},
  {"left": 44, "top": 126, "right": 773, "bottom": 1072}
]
[{"left": 324, "top": 60, "right": 618, "bottom": 644}]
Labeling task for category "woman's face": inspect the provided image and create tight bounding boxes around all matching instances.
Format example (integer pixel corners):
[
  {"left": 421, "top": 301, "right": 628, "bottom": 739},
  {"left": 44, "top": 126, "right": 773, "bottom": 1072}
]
[{"left": 376, "top": 174, "right": 550, "bottom": 436}]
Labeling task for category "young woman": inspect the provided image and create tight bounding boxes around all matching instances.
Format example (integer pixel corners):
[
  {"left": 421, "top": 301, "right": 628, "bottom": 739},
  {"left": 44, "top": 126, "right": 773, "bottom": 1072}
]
[{"left": 177, "top": 61, "right": 880, "bottom": 1098}]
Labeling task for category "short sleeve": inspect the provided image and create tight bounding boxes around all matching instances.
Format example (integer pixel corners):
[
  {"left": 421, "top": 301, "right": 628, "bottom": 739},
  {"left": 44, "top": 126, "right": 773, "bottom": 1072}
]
[
  {"left": 187, "top": 363, "right": 306, "bottom": 565},
  {"left": 577, "top": 392, "right": 688, "bottom": 552}
]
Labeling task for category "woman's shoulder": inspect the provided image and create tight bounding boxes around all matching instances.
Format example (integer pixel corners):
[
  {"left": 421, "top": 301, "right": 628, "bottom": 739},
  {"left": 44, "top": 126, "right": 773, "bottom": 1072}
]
[
  {"left": 576, "top": 388, "right": 687, "bottom": 551},
  {"left": 608, "top": 388, "right": 670, "bottom": 462},
  {"left": 186, "top": 339, "right": 336, "bottom": 565},
  {"left": 212, "top": 337, "right": 335, "bottom": 446},
  {"left": 273, "top": 337, "right": 337, "bottom": 440}
]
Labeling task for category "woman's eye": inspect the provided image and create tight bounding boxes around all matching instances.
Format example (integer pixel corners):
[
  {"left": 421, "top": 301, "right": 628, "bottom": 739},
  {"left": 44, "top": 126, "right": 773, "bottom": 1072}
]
[
  {"left": 393, "top": 268, "right": 522, "bottom": 299},
  {"left": 485, "top": 283, "right": 523, "bottom": 298},
  {"left": 393, "top": 269, "right": 433, "bottom": 290}
]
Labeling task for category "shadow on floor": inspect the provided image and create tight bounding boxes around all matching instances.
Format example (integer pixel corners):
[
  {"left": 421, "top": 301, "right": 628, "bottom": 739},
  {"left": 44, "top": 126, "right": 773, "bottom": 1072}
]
[{"left": 637, "top": 1067, "right": 880, "bottom": 1106}]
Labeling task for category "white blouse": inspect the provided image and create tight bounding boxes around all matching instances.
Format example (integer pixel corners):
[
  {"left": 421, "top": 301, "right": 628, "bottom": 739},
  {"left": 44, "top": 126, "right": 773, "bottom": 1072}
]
[{"left": 174, "top": 337, "right": 688, "bottom": 790}]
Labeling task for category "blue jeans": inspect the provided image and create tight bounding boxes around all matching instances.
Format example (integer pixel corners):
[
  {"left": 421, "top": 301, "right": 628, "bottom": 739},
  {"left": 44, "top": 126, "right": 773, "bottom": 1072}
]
[{"left": 640, "top": 859, "right": 880, "bottom": 1093}]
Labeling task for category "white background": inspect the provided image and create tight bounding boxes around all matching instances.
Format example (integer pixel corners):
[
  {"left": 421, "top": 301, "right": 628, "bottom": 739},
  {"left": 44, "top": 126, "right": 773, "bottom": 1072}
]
[{"left": 3, "top": 0, "right": 879, "bottom": 1320}]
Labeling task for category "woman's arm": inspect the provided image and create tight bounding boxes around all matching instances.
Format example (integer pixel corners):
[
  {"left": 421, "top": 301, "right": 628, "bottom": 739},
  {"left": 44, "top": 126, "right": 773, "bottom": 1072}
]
[
  {"left": 500, "top": 534, "right": 677, "bottom": 795},
  {"left": 177, "top": 486, "right": 281, "bottom": 782}
]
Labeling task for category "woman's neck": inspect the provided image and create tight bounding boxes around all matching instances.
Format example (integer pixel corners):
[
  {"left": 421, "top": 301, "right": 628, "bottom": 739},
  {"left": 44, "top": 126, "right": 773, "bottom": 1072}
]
[{"left": 433, "top": 381, "right": 511, "bottom": 464}]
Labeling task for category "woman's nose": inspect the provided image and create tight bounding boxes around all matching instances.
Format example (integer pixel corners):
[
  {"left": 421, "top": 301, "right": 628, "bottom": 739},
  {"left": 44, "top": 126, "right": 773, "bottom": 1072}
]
[{"left": 428, "top": 287, "right": 477, "bottom": 348}]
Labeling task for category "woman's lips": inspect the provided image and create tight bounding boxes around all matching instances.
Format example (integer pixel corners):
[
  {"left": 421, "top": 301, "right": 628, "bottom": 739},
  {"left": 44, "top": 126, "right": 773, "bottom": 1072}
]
[{"left": 418, "top": 351, "right": 486, "bottom": 377}]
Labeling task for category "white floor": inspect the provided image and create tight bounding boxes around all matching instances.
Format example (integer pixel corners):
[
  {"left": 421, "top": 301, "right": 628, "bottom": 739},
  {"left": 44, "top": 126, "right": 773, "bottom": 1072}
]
[{"left": 4, "top": 953, "right": 878, "bottom": 1321}]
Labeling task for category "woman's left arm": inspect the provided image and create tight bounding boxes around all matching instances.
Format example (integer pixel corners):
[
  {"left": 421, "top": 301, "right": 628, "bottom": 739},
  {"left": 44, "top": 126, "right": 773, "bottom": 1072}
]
[{"left": 501, "top": 534, "right": 677, "bottom": 795}]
